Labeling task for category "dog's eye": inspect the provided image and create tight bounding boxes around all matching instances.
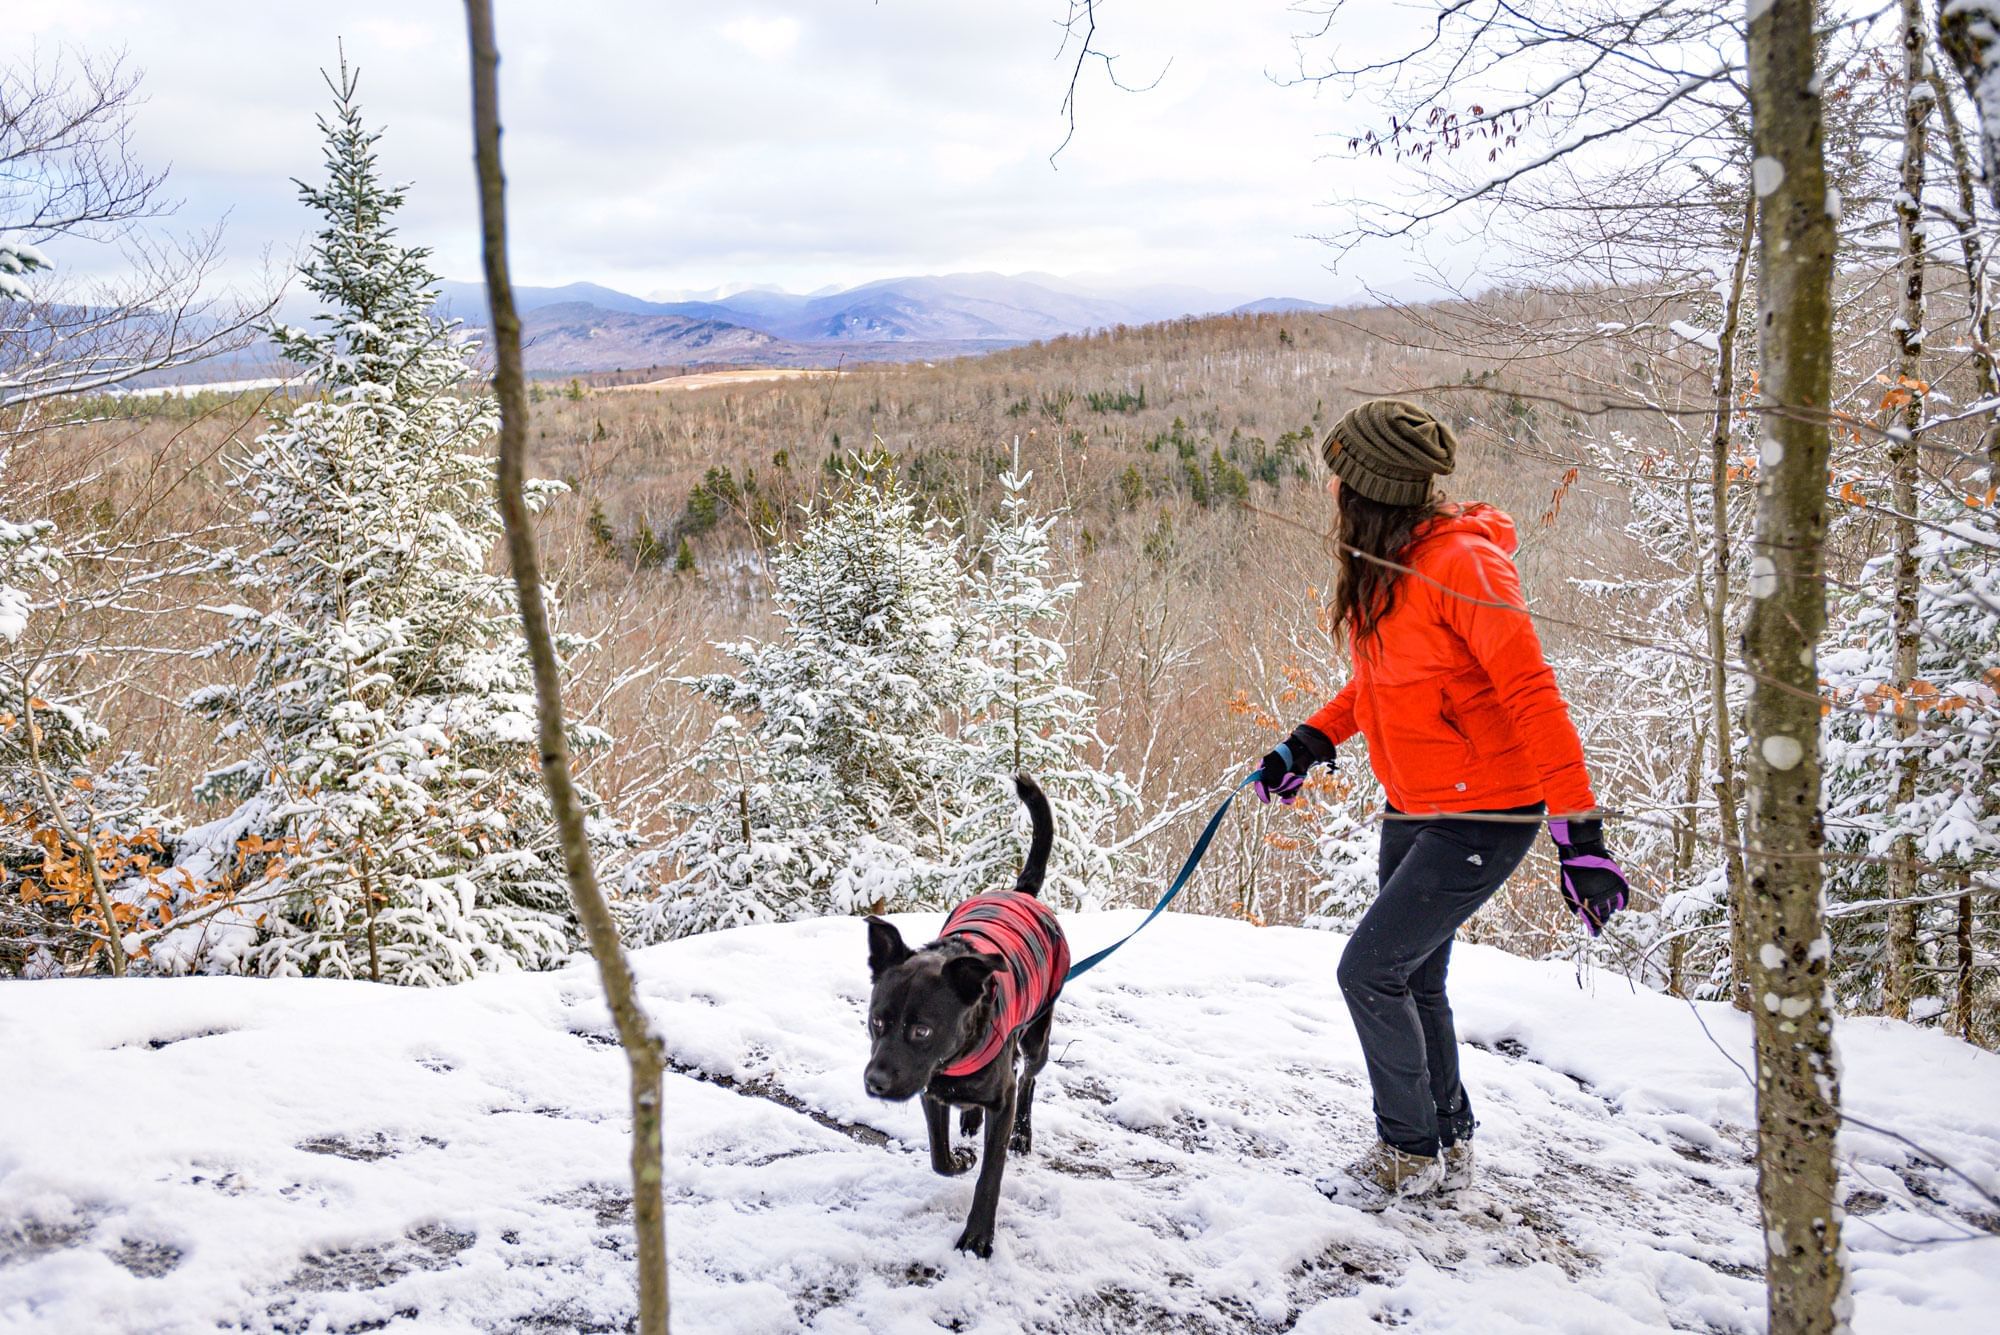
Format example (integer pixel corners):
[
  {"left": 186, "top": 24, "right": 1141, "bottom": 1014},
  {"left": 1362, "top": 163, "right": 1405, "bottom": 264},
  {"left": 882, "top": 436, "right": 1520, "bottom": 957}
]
[
  {"left": 869, "top": 1018, "right": 886, "bottom": 1035},
  {"left": 910, "top": 1025, "right": 932, "bottom": 1043}
]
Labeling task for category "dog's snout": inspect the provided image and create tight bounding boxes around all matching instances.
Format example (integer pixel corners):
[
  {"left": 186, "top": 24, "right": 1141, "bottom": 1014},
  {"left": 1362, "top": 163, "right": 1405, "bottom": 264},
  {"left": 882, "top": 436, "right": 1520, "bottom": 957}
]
[{"left": 864, "top": 1067, "right": 893, "bottom": 1098}]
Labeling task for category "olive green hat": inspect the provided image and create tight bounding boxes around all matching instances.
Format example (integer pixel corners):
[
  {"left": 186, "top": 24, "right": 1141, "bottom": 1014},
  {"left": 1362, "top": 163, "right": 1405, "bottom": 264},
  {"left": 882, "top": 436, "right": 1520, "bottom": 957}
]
[{"left": 1321, "top": 398, "right": 1458, "bottom": 506}]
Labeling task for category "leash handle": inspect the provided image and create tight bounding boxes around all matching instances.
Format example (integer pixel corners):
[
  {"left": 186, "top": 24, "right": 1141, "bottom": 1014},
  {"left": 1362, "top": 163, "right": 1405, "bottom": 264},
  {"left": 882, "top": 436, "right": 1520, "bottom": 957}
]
[{"left": 1065, "top": 770, "right": 1259, "bottom": 981}]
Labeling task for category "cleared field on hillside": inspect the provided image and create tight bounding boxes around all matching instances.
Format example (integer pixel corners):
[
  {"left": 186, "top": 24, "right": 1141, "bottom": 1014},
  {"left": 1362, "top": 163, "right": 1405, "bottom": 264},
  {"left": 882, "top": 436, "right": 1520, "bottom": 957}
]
[{"left": 601, "top": 367, "right": 843, "bottom": 394}]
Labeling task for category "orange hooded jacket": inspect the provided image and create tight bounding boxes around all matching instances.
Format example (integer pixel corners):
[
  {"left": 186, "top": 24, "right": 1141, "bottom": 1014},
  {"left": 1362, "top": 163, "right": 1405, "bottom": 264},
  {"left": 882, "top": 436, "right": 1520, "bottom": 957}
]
[{"left": 1305, "top": 504, "right": 1597, "bottom": 817}]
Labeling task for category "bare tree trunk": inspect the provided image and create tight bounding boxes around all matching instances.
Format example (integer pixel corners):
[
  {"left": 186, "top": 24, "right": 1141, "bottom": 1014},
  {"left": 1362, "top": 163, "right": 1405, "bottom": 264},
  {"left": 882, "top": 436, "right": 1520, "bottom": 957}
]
[
  {"left": 1927, "top": 58, "right": 1998, "bottom": 437},
  {"left": 462, "top": 5, "right": 669, "bottom": 1330},
  {"left": 1710, "top": 191, "right": 1756, "bottom": 1010},
  {"left": 1941, "top": 0, "right": 2000, "bottom": 216},
  {"left": 1744, "top": 2, "right": 1849, "bottom": 1330},
  {"left": 1677, "top": 721, "right": 1706, "bottom": 889},
  {"left": 360, "top": 854, "right": 382, "bottom": 985},
  {"left": 1931, "top": 32, "right": 1999, "bottom": 981},
  {"left": 1671, "top": 720, "right": 1706, "bottom": 999},
  {"left": 1956, "top": 889, "right": 1977, "bottom": 1038},
  {"left": 1884, "top": 0, "right": 1934, "bottom": 1020}
]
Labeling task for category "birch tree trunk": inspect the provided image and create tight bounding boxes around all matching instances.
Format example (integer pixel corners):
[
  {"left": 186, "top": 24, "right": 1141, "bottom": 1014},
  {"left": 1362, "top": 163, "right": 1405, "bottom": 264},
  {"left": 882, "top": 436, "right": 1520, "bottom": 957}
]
[
  {"left": 462, "top": 4, "right": 670, "bottom": 1330},
  {"left": 1883, "top": 0, "right": 1933, "bottom": 1020},
  {"left": 1744, "top": 1, "right": 1850, "bottom": 1330}
]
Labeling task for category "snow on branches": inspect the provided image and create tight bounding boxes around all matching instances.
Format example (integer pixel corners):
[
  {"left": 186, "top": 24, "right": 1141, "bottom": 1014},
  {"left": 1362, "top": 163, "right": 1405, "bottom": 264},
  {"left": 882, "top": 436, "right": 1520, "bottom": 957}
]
[
  {"left": 632, "top": 451, "right": 1133, "bottom": 940},
  {"left": 953, "top": 453, "right": 1136, "bottom": 909},
  {"left": 0, "top": 238, "right": 51, "bottom": 303},
  {"left": 0, "top": 467, "right": 181, "bottom": 977},
  {"left": 633, "top": 455, "right": 978, "bottom": 939},
  {"left": 160, "top": 63, "right": 617, "bottom": 985},
  {"left": 1823, "top": 499, "right": 2000, "bottom": 1037}
]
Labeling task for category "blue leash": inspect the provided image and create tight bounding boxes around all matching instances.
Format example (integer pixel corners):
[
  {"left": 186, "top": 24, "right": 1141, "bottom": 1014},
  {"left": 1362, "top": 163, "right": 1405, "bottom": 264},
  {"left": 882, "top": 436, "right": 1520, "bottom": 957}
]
[{"left": 1065, "top": 745, "right": 1286, "bottom": 981}]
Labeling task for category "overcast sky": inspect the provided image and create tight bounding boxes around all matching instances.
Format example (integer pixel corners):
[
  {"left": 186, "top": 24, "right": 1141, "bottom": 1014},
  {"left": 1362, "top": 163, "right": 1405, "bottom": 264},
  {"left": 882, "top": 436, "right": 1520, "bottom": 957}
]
[{"left": 9, "top": 1, "right": 1459, "bottom": 304}]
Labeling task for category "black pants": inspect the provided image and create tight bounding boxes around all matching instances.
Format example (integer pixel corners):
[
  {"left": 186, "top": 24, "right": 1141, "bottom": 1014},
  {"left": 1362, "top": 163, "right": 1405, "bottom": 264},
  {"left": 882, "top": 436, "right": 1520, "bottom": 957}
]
[{"left": 1336, "top": 802, "right": 1543, "bottom": 1157}]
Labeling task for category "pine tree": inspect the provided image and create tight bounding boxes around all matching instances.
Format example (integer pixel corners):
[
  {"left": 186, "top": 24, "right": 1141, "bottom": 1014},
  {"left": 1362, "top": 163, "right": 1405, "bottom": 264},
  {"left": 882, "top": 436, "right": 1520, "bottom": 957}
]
[
  {"left": 952, "top": 454, "right": 1134, "bottom": 907},
  {"left": 632, "top": 455, "right": 980, "bottom": 940},
  {"left": 1299, "top": 768, "right": 1386, "bottom": 932},
  {"left": 168, "top": 61, "right": 613, "bottom": 985}
]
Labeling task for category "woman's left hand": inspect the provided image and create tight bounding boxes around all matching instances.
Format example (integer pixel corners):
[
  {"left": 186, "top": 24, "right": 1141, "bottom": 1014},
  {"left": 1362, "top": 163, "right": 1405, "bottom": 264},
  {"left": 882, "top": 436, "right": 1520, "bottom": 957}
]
[{"left": 1550, "top": 818, "right": 1629, "bottom": 936}]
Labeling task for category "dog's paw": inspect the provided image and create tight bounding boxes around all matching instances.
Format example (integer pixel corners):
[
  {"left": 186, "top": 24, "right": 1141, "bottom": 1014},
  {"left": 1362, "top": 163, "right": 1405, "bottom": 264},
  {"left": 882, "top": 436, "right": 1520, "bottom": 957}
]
[
  {"left": 933, "top": 1146, "right": 977, "bottom": 1177},
  {"left": 1009, "top": 1126, "right": 1033, "bottom": 1155},
  {"left": 954, "top": 1222, "right": 995, "bottom": 1259},
  {"left": 959, "top": 1108, "right": 984, "bottom": 1137}
]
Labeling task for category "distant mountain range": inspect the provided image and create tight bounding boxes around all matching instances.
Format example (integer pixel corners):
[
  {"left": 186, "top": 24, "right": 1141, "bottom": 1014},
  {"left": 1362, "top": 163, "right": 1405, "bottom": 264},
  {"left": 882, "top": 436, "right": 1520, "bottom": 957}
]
[
  {"left": 121, "top": 273, "right": 1337, "bottom": 386},
  {"left": 427, "top": 272, "right": 1334, "bottom": 372}
]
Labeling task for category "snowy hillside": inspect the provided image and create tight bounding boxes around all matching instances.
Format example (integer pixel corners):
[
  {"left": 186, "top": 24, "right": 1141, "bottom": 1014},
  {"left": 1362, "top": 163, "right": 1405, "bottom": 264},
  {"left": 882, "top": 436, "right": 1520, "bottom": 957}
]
[{"left": 3, "top": 913, "right": 1997, "bottom": 1333}]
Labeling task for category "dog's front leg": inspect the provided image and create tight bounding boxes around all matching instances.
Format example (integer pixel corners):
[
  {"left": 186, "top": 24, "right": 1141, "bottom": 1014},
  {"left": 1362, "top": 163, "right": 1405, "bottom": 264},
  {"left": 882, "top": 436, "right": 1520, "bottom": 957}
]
[
  {"left": 954, "top": 1082, "right": 1016, "bottom": 1258},
  {"left": 923, "top": 1093, "right": 974, "bottom": 1176},
  {"left": 1011, "top": 1072, "right": 1036, "bottom": 1155}
]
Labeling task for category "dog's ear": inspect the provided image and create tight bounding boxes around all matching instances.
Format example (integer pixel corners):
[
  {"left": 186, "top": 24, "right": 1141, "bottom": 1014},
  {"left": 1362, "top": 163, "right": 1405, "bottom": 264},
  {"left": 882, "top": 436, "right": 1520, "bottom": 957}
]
[
  {"left": 866, "top": 916, "right": 912, "bottom": 980},
  {"left": 942, "top": 952, "right": 1006, "bottom": 1004}
]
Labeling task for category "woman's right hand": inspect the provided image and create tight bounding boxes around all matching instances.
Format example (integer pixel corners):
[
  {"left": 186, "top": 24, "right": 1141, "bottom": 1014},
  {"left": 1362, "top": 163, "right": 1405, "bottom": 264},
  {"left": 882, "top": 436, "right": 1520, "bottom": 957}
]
[
  {"left": 1254, "top": 724, "right": 1336, "bottom": 804},
  {"left": 1254, "top": 754, "right": 1306, "bottom": 804}
]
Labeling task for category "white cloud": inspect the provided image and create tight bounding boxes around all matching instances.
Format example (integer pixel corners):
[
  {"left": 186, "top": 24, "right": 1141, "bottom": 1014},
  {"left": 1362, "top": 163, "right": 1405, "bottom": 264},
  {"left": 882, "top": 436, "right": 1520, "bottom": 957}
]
[
  {"left": 718, "top": 14, "right": 801, "bottom": 61},
  {"left": 2, "top": 0, "right": 1465, "bottom": 303}
]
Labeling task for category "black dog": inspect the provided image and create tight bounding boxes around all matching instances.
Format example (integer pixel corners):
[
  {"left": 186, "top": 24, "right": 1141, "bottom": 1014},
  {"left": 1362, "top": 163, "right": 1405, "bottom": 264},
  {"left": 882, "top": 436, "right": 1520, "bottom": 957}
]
[{"left": 863, "top": 775, "right": 1070, "bottom": 1258}]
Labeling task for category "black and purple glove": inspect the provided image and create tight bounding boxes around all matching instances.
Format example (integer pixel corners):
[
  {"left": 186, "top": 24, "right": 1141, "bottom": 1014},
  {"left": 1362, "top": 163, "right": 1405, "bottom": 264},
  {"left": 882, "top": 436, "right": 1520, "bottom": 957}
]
[
  {"left": 1549, "top": 817, "right": 1628, "bottom": 936},
  {"left": 1255, "top": 724, "right": 1336, "bottom": 805}
]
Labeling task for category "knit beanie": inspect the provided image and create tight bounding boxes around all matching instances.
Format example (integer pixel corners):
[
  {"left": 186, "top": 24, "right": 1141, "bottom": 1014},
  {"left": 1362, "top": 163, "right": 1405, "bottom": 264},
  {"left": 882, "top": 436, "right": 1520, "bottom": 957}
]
[{"left": 1321, "top": 398, "right": 1458, "bottom": 506}]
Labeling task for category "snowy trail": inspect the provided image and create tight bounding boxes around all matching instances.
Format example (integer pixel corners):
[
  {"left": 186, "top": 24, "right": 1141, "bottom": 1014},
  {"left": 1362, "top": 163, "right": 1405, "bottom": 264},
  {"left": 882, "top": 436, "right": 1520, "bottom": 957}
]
[{"left": 3, "top": 913, "right": 1997, "bottom": 1333}]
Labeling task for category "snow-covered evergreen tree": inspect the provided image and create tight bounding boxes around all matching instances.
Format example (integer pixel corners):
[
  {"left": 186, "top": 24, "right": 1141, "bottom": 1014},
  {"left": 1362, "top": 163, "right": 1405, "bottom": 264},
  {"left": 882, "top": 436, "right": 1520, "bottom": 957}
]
[
  {"left": 634, "top": 455, "right": 980, "bottom": 940},
  {"left": 0, "top": 238, "right": 51, "bottom": 303},
  {"left": 0, "top": 512, "right": 59, "bottom": 649},
  {"left": 952, "top": 455, "right": 1134, "bottom": 907},
  {"left": 1298, "top": 767, "right": 1386, "bottom": 933},
  {"left": 1822, "top": 497, "right": 2000, "bottom": 1038},
  {"left": 167, "top": 63, "right": 610, "bottom": 985}
]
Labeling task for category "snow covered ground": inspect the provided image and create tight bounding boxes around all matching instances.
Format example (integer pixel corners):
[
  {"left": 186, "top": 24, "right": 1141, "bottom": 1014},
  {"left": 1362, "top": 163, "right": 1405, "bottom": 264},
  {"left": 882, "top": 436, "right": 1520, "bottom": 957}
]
[{"left": 3, "top": 912, "right": 1997, "bottom": 1333}]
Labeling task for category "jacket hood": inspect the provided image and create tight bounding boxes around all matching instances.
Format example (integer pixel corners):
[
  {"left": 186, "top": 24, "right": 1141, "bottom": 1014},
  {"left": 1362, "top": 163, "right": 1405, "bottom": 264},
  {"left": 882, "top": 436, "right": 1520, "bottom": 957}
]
[{"left": 1415, "top": 503, "right": 1518, "bottom": 558}]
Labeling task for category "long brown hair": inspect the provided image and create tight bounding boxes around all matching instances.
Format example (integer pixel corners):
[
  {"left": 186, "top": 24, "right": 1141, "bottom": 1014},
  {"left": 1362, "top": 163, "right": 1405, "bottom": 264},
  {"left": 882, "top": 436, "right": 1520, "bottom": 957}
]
[{"left": 1331, "top": 482, "right": 1446, "bottom": 652}]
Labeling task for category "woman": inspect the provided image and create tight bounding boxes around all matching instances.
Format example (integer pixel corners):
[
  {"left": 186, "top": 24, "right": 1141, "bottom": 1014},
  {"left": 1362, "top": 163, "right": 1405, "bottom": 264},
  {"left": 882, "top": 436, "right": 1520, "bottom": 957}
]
[{"left": 1256, "top": 397, "right": 1628, "bottom": 1205}]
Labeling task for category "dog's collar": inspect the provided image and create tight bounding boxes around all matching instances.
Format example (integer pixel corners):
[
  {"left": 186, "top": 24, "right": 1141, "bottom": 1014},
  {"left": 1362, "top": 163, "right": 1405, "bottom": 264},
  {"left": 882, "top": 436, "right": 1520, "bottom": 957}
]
[{"left": 937, "top": 987, "right": 1005, "bottom": 1079}]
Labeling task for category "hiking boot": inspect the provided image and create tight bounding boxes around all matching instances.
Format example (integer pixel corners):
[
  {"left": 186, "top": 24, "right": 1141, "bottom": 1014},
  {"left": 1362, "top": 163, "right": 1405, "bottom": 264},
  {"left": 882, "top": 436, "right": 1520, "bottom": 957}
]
[
  {"left": 1316, "top": 1141, "right": 1443, "bottom": 1207},
  {"left": 1441, "top": 1141, "right": 1474, "bottom": 1192}
]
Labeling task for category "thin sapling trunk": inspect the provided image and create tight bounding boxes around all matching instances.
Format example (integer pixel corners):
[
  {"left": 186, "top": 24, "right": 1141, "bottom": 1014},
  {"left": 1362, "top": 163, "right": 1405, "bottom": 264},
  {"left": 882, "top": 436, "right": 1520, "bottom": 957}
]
[{"left": 462, "top": 4, "right": 670, "bottom": 1329}]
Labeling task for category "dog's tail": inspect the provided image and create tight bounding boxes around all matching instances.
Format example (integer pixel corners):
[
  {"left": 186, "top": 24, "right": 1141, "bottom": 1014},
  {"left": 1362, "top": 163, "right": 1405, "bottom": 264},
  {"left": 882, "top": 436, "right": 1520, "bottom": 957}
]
[{"left": 1012, "top": 774, "right": 1054, "bottom": 898}]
